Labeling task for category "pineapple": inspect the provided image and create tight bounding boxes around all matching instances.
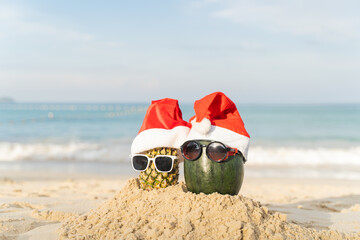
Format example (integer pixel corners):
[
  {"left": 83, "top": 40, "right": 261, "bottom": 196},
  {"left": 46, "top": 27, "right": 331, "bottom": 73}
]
[{"left": 138, "top": 147, "right": 179, "bottom": 190}]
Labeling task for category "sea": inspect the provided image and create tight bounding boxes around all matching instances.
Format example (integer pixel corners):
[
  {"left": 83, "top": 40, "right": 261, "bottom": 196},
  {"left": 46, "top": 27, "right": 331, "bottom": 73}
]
[{"left": 0, "top": 103, "right": 359, "bottom": 180}]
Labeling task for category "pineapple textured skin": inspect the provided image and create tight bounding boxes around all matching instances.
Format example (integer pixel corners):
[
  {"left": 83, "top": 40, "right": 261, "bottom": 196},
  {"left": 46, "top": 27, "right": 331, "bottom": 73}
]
[{"left": 139, "top": 148, "right": 179, "bottom": 190}]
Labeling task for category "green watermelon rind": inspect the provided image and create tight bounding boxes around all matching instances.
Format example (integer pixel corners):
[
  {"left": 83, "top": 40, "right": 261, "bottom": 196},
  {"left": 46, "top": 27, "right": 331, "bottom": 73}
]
[{"left": 184, "top": 140, "right": 244, "bottom": 195}]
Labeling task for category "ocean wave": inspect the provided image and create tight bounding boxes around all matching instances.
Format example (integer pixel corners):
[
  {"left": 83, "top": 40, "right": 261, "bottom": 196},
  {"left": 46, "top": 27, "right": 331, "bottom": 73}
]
[
  {"left": 0, "top": 141, "right": 131, "bottom": 162},
  {"left": 1, "top": 142, "right": 360, "bottom": 167},
  {"left": 248, "top": 146, "right": 360, "bottom": 166}
]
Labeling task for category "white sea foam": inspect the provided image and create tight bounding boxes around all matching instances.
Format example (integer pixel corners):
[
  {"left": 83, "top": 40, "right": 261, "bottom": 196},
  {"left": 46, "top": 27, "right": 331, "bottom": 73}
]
[
  {"left": 1, "top": 142, "right": 360, "bottom": 167},
  {"left": 248, "top": 146, "right": 360, "bottom": 166},
  {"left": 0, "top": 141, "right": 130, "bottom": 162}
]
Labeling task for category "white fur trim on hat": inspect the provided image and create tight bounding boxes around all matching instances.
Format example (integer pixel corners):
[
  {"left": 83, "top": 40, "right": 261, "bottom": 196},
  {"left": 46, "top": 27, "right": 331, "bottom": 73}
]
[
  {"left": 186, "top": 125, "right": 250, "bottom": 160},
  {"left": 191, "top": 118, "right": 211, "bottom": 135},
  {"left": 131, "top": 126, "right": 190, "bottom": 154}
]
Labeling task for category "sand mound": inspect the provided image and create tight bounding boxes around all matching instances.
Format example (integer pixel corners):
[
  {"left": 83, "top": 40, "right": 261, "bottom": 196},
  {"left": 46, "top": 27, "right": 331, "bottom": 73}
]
[{"left": 59, "top": 178, "right": 359, "bottom": 240}]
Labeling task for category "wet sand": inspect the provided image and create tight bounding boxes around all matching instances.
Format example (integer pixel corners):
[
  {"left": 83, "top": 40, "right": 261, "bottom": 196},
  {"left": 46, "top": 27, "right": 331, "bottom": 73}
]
[{"left": 0, "top": 165, "right": 359, "bottom": 239}]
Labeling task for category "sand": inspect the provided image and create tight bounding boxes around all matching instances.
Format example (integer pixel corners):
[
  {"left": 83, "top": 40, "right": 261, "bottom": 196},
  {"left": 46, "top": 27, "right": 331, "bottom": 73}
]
[
  {"left": 0, "top": 173, "right": 127, "bottom": 240},
  {"left": 58, "top": 178, "right": 359, "bottom": 240},
  {"left": 0, "top": 171, "right": 360, "bottom": 239}
]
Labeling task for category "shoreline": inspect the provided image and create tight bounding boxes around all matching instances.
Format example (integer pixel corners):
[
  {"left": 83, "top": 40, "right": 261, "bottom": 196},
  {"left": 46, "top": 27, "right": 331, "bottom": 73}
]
[
  {"left": 1, "top": 159, "right": 360, "bottom": 239},
  {"left": 1, "top": 169, "right": 360, "bottom": 239},
  {"left": 1, "top": 160, "right": 360, "bottom": 181}
]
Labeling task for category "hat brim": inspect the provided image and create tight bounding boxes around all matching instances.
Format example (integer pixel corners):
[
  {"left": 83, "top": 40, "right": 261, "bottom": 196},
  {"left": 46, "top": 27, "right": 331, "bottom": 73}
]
[{"left": 131, "top": 126, "right": 190, "bottom": 155}]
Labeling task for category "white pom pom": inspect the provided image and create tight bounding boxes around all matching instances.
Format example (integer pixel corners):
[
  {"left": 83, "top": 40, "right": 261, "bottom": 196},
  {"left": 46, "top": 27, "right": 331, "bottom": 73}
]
[{"left": 191, "top": 118, "right": 211, "bottom": 135}]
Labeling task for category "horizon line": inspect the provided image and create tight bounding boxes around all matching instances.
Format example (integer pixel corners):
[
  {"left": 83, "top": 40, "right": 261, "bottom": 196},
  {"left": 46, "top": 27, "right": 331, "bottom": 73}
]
[{"left": 1, "top": 100, "right": 360, "bottom": 106}]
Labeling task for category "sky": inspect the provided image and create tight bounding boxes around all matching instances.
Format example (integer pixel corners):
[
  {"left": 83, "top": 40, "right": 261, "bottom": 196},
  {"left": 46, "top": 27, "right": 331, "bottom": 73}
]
[{"left": 0, "top": 0, "right": 359, "bottom": 104}]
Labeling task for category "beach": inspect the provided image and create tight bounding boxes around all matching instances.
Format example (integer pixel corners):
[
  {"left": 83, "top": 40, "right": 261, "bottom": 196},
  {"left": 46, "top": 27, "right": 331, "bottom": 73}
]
[
  {"left": 2, "top": 0, "right": 360, "bottom": 237},
  {"left": 1, "top": 163, "right": 359, "bottom": 239},
  {"left": 1, "top": 103, "right": 360, "bottom": 239}
]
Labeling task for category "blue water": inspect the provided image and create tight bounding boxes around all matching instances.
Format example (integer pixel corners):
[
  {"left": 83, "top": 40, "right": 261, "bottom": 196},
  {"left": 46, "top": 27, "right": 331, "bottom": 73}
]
[
  {"left": 0, "top": 103, "right": 147, "bottom": 142},
  {"left": 0, "top": 103, "right": 359, "bottom": 173},
  {"left": 1, "top": 103, "right": 359, "bottom": 145},
  {"left": 241, "top": 104, "right": 360, "bottom": 147}
]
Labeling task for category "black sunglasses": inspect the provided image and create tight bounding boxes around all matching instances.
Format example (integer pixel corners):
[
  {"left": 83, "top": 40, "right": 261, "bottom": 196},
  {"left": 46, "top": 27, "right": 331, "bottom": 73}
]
[
  {"left": 130, "top": 154, "right": 177, "bottom": 173},
  {"left": 180, "top": 140, "right": 243, "bottom": 162}
]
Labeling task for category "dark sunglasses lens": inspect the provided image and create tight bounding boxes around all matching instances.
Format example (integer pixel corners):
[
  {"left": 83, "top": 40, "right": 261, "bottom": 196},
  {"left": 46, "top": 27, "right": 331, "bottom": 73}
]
[
  {"left": 154, "top": 156, "right": 173, "bottom": 172},
  {"left": 132, "top": 155, "right": 148, "bottom": 171},
  {"left": 207, "top": 142, "right": 227, "bottom": 161},
  {"left": 182, "top": 141, "right": 201, "bottom": 160}
]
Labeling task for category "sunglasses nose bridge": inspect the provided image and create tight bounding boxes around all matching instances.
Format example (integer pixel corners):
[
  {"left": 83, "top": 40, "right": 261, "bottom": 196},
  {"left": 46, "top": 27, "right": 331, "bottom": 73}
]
[{"left": 148, "top": 158, "right": 155, "bottom": 165}]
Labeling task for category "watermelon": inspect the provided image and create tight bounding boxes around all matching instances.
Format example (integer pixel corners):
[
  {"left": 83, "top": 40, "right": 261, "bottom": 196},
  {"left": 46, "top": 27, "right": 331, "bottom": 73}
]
[{"left": 184, "top": 140, "right": 244, "bottom": 195}]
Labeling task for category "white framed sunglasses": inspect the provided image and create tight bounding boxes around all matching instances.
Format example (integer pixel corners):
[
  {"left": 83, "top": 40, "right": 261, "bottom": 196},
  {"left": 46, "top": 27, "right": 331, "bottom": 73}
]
[{"left": 130, "top": 154, "right": 177, "bottom": 173}]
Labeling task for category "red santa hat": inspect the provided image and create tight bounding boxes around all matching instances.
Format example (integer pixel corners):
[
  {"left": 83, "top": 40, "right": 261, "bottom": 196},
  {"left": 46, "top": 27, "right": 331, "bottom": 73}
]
[
  {"left": 131, "top": 98, "right": 191, "bottom": 154},
  {"left": 187, "top": 92, "right": 250, "bottom": 160}
]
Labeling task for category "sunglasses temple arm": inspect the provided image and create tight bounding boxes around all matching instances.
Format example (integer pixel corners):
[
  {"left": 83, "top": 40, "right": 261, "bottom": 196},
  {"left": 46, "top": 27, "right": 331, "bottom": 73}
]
[
  {"left": 228, "top": 148, "right": 238, "bottom": 156},
  {"left": 230, "top": 148, "right": 247, "bottom": 163}
]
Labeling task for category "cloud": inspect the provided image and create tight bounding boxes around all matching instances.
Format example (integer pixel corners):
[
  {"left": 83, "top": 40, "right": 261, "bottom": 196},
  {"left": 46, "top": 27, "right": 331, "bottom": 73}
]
[
  {"left": 0, "top": 70, "right": 128, "bottom": 87},
  {"left": 0, "top": 4, "right": 94, "bottom": 41},
  {"left": 206, "top": 0, "right": 360, "bottom": 44},
  {"left": 0, "top": 69, "right": 131, "bottom": 102}
]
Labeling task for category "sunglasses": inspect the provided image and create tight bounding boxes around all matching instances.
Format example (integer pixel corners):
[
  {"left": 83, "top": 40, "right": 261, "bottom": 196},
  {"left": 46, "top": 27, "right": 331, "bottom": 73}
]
[
  {"left": 130, "top": 154, "right": 177, "bottom": 173},
  {"left": 180, "top": 140, "right": 242, "bottom": 162}
]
